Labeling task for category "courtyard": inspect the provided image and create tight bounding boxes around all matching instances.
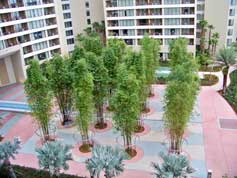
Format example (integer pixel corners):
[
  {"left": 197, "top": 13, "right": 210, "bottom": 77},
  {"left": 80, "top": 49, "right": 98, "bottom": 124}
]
[{"left": 1, "top": 83, "right": 237, "bottom": 177}]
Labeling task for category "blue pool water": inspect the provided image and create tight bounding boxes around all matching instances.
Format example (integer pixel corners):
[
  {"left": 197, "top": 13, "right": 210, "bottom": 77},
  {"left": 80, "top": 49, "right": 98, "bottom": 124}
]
[
  {"left": 156, "top": 67, "right": 171, "bottom": 77},
  {"left": 0, "top": 101, "right": 31, "bottom": 112}
]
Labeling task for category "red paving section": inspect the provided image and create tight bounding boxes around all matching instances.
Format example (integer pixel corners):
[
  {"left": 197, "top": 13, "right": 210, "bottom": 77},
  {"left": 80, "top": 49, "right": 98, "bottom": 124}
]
[
  {"left": 3, "top": 114, "right": 37, "bottom": 144},
  {"left": 200, "top": 87, "right": 237, "bottom": 178}
]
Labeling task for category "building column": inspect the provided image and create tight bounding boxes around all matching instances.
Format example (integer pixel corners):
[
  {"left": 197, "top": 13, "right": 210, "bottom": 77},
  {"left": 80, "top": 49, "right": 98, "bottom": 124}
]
[{"left": 4, "top": 56, "right": 16, "bottom": 84}]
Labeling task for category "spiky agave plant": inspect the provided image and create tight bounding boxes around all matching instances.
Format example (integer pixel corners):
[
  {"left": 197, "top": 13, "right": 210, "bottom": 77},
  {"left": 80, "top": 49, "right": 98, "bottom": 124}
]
[
  {"left": 86, "top": 145, "right": 127, "bottom": 178},
  {"left": 0, "top": 137, "right": 21, "bottom": 178},
  {"left": 36, "top": 141, "right": 72, "bottom": 178},
  {"left": 152, "top": 152, "right": 195, "bottom": 178}
]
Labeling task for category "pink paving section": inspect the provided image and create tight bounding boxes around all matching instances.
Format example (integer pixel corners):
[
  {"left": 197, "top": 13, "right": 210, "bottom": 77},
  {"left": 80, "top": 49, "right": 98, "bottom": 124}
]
[
  {"left": 11, "top": 153, "right": 151, "bottom": 178},
  {"left": 3, "top": 114, "right": 37, "bottom": 144},
  {"left": 200, "top": 87, "right": 237, "bottom": 178},
  {"left": 1, "top": 84, "right": 24, "bottom": 100}
]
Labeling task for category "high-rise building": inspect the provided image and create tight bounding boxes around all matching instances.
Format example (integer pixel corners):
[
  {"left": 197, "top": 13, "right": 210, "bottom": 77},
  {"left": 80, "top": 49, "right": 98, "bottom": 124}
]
[
  {"left": 0, "top": 0, "right": 104, "bottom": 87},
  {"left": 0, "top": 0, "right": 63, "bottom": 86},
  {"left": 204, "top": 0, "right": 237, "bottom": 50},
  {"left": 103, "top": 0, "right": 197, "bottom": 60}
]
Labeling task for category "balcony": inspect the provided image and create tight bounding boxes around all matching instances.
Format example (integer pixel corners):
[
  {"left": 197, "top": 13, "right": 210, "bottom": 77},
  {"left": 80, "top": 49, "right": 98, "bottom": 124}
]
[
  {"left": 137, "top": 29, "right": 149, "bottom": 35},
  {"left": 49, "top": 39, "right": 59, "bottom": 47},
  {"left": 47, "top": 28, "right": 58, "bottom": 36},
  {"left": 150, "top": 29, "right": 162, "bottom": 35},
  {"left": 136, "top": 0, "right": 161, "bottom": 5},
  {"left": 108, "top": 30, "right": 119, "bottom": 36},
  {"left": 182, "top": 29, "right": 194, "bottom": 35},
  {"left": 181, "top": 18, "right": 195, "bottom": 25},
  {"left": 1, "top": 26, "right": 15, "bottom": 35},
  {"left": 0, "top": 13, "right": 12, "bottom": 23},
  {"left": 15, "top": 23, "right": 28, "bottom": 33},
  {"left": 23, "top": 46, "right": 33, "bottom": 54},
  {"left": 136, "top": 9, "right": 149, "bottom": 16},
  {"left": 106, "top": 0, "right": 118, "bottom": 7},
  {"left": 182, "top": 0, "right": 195, "bottom": 4},
  {"left": 137, "top": 19, "right": 149, "bottom": 26},
  {"left": 17, "top": 35, "right": 31, "bottom": 44},
  {"left": 51, "top": 49, "right": 61, "bottom": 56},
  {"left": 44, "top": 7, "right": 55, "bottom": 15},
  {"left": 10, "top": 0, "right": 24, "bottom": 8},
  {"left": 150, "top": 19, "right": 162, "bottom": 25},
  {"left": 0, "top": 0, "right": 9, "bottom": 9},
  {"left": 107, "top": 11, "right": 118, "bottom": 17},
  {"left": 26, "top": 0, "right": 40, "bottom": 6},
  {"left": 5, "top": 38, "right": 18, "bottom": 48},
  {"left": 182, "top": 7, "right": 195, "bottom": 15},
  {"left": 46, "top": 18, "right": 57, "bottom": 26},
  {"left": 12, "top": 11, "right": 26, "bottom": 21},
  {"left": 108, "top": 20, "right": 119, "bottom": 27},
  {"left": 42, "top": 0, "right": 54, "bottom": 4}
]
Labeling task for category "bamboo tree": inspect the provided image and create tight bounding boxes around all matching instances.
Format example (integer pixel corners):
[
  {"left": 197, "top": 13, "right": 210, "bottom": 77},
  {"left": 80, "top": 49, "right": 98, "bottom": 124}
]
[
  {"left": 111, "top": 64, "right": 140, "bottom": 153},
  {"left": 84, "top": 52, "right": 109, "bottom": 128},
  {"left": 140, "top": 35, "right": 160, "bottom": 96},
  {"left": 124, "top": 49, "right": 147, "bottom": 128},
  {"left": 74, "top": 59, "right": 94, "bottom": 148},
  {"left": 107, "top": 38, "right": 126, "bottom": 64},
  {"left": 164, "top": 38, "right": 199, "bottom": 153},
  {"left": 47, "top": 55, "right": 74, "bottom": 125},
  {"left": 24, "top": 60, "right": 52, "bottom": 141}
]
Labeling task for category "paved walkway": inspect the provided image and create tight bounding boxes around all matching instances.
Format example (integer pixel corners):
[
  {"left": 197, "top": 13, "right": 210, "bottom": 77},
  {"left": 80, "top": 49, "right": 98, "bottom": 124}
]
[
  {"left": 2, "top": 83, "right": 237, "bottom": 177},
  {"left": 200, "top": 87, "right": 237, "bottom": 178}
]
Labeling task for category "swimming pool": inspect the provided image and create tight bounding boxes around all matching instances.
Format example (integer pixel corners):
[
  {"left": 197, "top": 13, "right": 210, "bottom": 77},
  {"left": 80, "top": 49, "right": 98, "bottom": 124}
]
[
  {"left": 156, "top": 67, "right": 171, "bottom": 78},
  {"left": 0, "top": 101, "right": 31, "bottom": 113}
]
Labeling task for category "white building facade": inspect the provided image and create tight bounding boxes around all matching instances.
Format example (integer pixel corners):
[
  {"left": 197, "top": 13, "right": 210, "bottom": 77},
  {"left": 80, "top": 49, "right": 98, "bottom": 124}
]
[
  {"left": 0, "top": 0, "right": 63, "bottom": 86},
  {"left": 103, "top": 0, "right": 197, "bottom": 60}
]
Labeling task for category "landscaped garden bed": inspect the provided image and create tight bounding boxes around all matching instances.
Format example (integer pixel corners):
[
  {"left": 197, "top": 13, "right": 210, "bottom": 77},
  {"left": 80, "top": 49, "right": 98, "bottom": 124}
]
[
  {"left": 0, "top": 165, "right": 85, "bottom": 178},
  {"left": 199, "top": 65, "right": 223, "bottom": 72},
  {"left": 201, "top": 74, "right": 219, "bottom": 86},
  {"left": 223, "top": 70, "right": 237, "bottom": 113}
]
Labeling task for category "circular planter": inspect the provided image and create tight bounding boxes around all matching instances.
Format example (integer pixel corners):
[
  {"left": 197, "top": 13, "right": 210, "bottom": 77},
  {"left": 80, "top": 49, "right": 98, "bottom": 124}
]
[
  {"left": 57, "top": 119, "right": 75, "bottom": 129},
  {"left": 72, "top": 142, "right": 93, "bottom": 158},
  {"left": 89, "top": 120, "right": 113, "bottom": 133},
  {"left": 134, "top": 124, "right": 151, "bottom": 136},
  {"left": 124, "top": 146, "right": 144, "bottom": 163}
]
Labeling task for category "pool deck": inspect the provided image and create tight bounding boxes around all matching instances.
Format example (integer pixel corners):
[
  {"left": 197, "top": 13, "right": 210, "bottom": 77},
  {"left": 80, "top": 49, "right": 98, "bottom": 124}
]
[{"left": 0, "top": 84, "right": 237, "bottom": 177}]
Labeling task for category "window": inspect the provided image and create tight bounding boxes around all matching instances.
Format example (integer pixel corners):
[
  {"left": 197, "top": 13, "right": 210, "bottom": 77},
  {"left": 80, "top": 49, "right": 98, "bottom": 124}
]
[
  {"left": 229, "top": 9, "right": 235, "bottom": 16},
  {"left": 66, "top": 30, "right": 73, "bottom": 36},
  {"left": 227, "top": 39, "right": 232, "bottom": 46},
  {"left": 28, "top": 20, "right": 44, "bottom": 29},
  {"left": 197, "top": 14, "right": 204, "bottom": 20},
  {"left": 164, "top": 8, "right": 180, "bottom": 15},
  {"left": 164, "top": 18, "right": 180, "bottom": 25},
  {"left": 228, "top": 29, "right": 233, "bottom": 36},
  {"left": 87, "top": 19, "right": 91, "bottom": 24},
  {"left": 85, "top": 1, "right": 89, "bottom": 8},
  {"left": 64, "top": 21, "right": 72, "bottom": 27},
  {"left": 26, "top": 9, "right": 43, "bottom": 18},
  {"left": 67, "top": 38, "right": 74, "bottom": 45},
  {"left": 33, "top": 31, "right": 43, "bottom": 39},
  {"left": 228, "top": 19, "right": 234, "bottom": 26},
  {"left": 63, "top": 13, "right": 71, "bottom": 19},
  {"left": 86, "top": 10, "right": 90, "bottom": 16},
  {"left": 230, "top": 0, "right": 237, "bottom": 5},
  {"left": 38, "top": 52, "right": 48, "bottom": 60},
  {"left": 62, "top": 4, "right": 70, "bottom": 10}
]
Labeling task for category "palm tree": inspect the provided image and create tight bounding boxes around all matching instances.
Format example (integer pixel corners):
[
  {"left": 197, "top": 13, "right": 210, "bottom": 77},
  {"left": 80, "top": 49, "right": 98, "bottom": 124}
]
[
  {"left": 207, "top": 24, "right": 214, "bottom": 53},
  {"left": 152, "top": 152, "right": 195, "bottom": 178},
  {"left": 0, "top": 138, "right": 21, "bottom": 178},
  {"left": 199, "top": 20, "right": 208, "bottom": 54},
  {"left": 211, "top": 32, "right": 220, "bottom": 56},
  {"left": 216, "top": 47, "right": 237, "bottom": 94},
  {"left": 36, "top": 141, "right": 72, "bottom": 178},
  {"left": 86, "top": 145, "right": 127, "bottom": 178}
]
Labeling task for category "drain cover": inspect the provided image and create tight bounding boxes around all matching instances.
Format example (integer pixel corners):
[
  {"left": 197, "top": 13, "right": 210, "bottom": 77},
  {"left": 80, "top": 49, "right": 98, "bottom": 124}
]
[{"left": 219, "top": 119, "right": 237, "bottom": 129}]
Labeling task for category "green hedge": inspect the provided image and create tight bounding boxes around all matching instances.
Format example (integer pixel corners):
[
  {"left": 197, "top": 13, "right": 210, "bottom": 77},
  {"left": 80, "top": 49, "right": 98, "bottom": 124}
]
[
  {"left": 0, "top": 165, "right": 85, "bottom": 178},
  {"left": 224, "top": 70, "right": 237, "bottom": 112}
]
